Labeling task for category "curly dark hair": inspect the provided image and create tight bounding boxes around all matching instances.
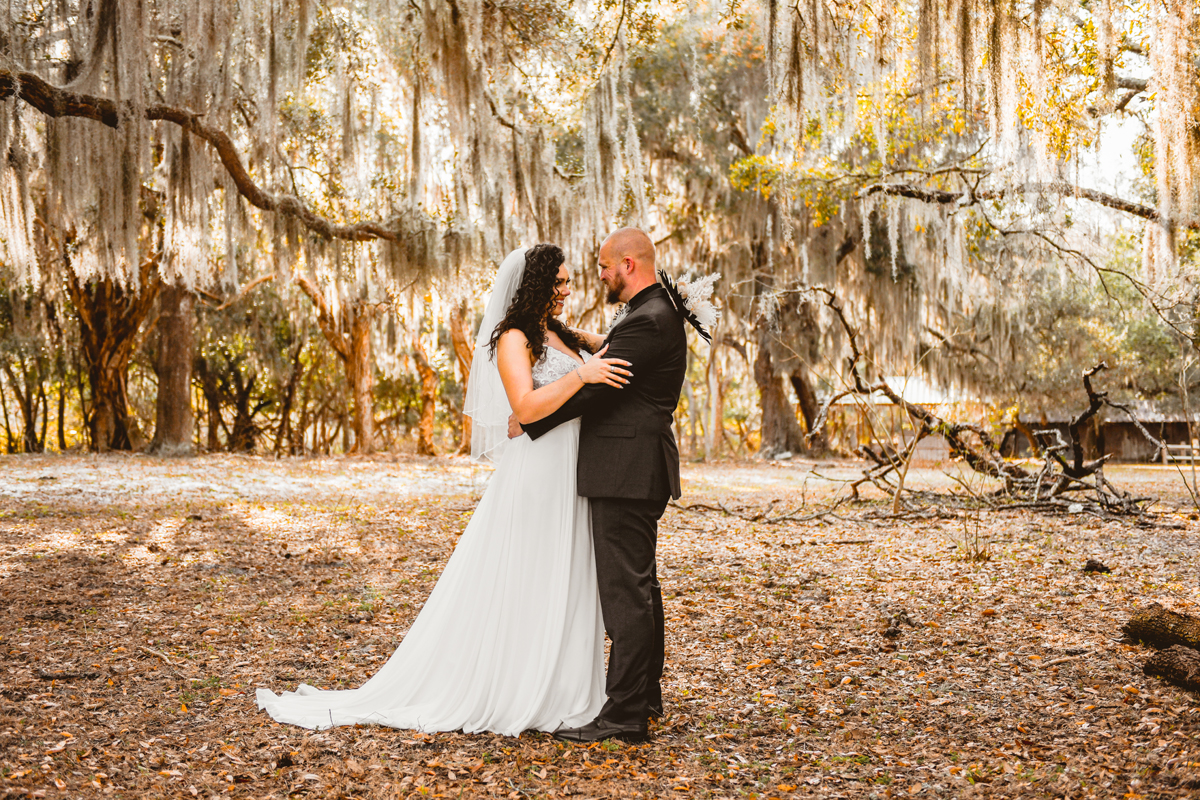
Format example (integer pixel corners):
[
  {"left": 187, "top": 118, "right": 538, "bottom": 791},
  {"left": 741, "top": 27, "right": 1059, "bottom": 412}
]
[{"left": 487, "top": 243, "right": 589, "bottom": 361}]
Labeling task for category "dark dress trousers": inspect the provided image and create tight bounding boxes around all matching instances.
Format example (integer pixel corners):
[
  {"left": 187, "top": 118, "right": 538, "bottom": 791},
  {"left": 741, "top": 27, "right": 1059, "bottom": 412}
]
[{"left": 523, "top": 283, "right": 688, "bottom": 725}]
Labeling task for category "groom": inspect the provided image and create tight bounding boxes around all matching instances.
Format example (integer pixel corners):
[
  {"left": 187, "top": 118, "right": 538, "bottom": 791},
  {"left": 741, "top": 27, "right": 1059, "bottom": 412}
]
[{"left": 519, "top": 227, "right": 688, "bottom": 742}]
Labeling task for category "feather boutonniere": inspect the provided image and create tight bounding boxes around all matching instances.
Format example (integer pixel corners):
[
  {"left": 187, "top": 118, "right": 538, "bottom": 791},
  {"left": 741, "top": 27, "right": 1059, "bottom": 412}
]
[
  {"left": 606, "top": 303, "right": 629, "bottom": 332},
  {"left": 658, "top": 269, "right": 720, "bottom": 343}
]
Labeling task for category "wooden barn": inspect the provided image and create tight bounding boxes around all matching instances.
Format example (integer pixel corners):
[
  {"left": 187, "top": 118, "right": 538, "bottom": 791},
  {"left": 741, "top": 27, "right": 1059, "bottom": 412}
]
[{"left": 1000, "top": 408, "right": 1197, "bottom": 464}]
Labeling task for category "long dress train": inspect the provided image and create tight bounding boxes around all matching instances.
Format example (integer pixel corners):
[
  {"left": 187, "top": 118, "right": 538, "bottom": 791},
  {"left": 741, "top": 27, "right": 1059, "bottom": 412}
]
[{"left": 256, "top": 348, "right": 605, "bottom": 734}]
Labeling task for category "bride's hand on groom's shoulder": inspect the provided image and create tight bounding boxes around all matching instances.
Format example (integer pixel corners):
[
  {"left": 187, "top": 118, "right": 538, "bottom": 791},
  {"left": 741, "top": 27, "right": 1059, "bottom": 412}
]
[{"left": 576, "top": 344, "right": 632, "bottom": 388}]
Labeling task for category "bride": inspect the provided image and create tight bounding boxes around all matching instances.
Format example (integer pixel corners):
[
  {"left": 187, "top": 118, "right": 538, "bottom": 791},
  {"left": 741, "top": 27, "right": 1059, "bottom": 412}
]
[{"left": 256, "top": 244, "right": 632, "bottom": 734}]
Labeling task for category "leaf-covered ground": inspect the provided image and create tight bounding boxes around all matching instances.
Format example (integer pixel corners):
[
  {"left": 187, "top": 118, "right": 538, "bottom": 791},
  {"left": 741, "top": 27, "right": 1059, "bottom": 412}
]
[{"left": 1, "top": 455, "right": 1199, "bottom": 799}]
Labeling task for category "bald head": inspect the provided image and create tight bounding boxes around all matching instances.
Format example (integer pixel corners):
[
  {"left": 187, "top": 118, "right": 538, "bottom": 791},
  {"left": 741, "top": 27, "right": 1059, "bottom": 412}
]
[
  {"left": 604, "top": 227, "right": 656, "bottom": 270},
  {"left": 598, "top": 227, "right": 657, "bottom": 304}
]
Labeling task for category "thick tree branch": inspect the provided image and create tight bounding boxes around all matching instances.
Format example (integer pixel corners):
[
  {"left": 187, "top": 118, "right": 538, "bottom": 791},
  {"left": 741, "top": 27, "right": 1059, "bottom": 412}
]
[
  {"left": 1, "top": 69, "right": 401, "bottom": 243},
  {"left": 1112, "top": 89, "right": 1142, "bottom": 113},
  {"left": 859, "top": 180, "right": 1198, "bottom": 229},
  {"left": 294, "top": 276, "right": 350, "bottom": 361},
  {"left": 1116, "top": 76, "right": 1148, "bottom": 93},
  {"left": 204, "top": 273, "right": 277, "bottom": 311}
]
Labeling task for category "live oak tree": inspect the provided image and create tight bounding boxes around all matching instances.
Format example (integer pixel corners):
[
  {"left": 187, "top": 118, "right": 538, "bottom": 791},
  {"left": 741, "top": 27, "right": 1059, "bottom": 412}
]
[
  {"left": 0, "top": 278, "right": 63, "bottom": 452},
  {"left": 694, "top": 0, "right": 1197, "bottom": 453},
  {"left": 3, "top": 0, "right": 1192, "bottom": 458},
  {"left": 0, "top": 0, "right": 650, "bottom": 453},
  {"left": 2, "top": 0, "right": 672, "bottom": 454},
  {"left": 742, "top": 0, "right": 1198, "bottom": 343},
  {"left": 630, "top": 10, "right": 1009, "bottom": 457}
]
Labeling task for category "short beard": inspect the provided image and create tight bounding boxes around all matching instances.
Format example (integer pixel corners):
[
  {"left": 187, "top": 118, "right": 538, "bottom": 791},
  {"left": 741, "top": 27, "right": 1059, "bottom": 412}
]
[{"left": 605, "top": 275, "right": 625, "bottom": 305}]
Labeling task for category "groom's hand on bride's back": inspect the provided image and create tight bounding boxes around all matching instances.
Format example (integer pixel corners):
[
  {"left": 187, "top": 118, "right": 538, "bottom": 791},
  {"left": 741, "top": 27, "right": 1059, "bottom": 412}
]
[{"left": 508, "top": 413, "right": 523, "bottom": 439}]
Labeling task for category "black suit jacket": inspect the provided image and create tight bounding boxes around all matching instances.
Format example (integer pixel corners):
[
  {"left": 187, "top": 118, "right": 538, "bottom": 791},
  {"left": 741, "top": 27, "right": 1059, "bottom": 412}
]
[{"left": 523, "top": 284, "right": 688, "bottom": 501}]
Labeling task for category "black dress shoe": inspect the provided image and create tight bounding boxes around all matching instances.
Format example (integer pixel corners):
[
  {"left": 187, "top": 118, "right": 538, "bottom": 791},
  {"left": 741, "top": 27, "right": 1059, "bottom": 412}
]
[
  {"left": 648, "top": 703, "right": 664, "bottom": 720},
  {"left": 552, "top": 718, "right": 648, "bottom": 743}
]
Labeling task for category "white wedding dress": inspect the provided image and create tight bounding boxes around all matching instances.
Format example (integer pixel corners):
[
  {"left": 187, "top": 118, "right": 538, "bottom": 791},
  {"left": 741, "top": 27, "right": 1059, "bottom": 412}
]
[{"left": 256, "top": 347, "right": 606, "bottom": 734}]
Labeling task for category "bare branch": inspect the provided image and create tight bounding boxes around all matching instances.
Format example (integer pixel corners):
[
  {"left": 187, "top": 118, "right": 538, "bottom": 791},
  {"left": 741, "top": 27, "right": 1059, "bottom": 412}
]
[
  {"left": 859, "top": 180, "right": 1191, "bottom": 228},
  {"left": 204, "top": 273, "right": 277, "bottom": 312},
  {"left": 1063, "top": 363, "right": 1115, "bottom": 479},
  {"left": 600, "top": 0, "right": 628, "bottom": 73},
  {"left": 1113, "top": 88, "right": 1142, "bottom": 113},
  {"left": 805, "top": 289, "right": 1158, "bottom": 516}
]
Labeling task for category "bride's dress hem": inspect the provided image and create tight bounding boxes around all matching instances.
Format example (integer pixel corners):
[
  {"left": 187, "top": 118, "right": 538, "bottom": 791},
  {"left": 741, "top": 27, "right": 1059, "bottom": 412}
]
[{"left": 256, "top": 350, "right": 605, "bottom": 737}]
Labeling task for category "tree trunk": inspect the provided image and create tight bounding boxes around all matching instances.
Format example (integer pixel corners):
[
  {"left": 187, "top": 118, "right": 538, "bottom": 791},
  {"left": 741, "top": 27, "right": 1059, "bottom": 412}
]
[
  {"left": 681, "top": 374, "right": 698, "bottom": 456},
  {"left": 227, "top": 365, "right": 259, "bottom": 453},
  {"left": 704, "top": 345, "right": 723, "bottom": 460},
  {"left": 448, "top": 300, "right": 474, "bottom": 455},
  {"left": 46, "top": 302, "right": 68, "bottom": 451},
  {"left": 412, "top": 334, "right": 439, "bottom": 456},
  {"left": 295, "top": 368, "right": 315, "bottom": 455},
  {"left": 790, "top": 369, "right": 826, "bottom": 453},
  {"left": 274, "top": 341, "right": 305, "bottom": 456},
  {"left": 0, "top": 364, "right": 44, "bottom": 453},
  {"left": 56, "top": 378, "right": 66, "bottom": 451},
  {"left": 194, "top": 356, "right": 224, "bottom": 452},
  {"left": 754, "top": 319, "right": 807, "bottom": 458},
  {"left": 65, "top": 264, "right": 161, "bottom": 452},
  {"left": 37, "top": 382, "right": 48, "bottom": 451},
  {"left": 73, "top": 350, "right": 90, "bottom": 449},
  {"left": 148, "top": 283, "right": 194, "bottom": 455},
  {"left": 0, "top": 376, "right": 15, "bottom": 453},
  {"left": 294, "top": 277, "right": 376, "bottom": 455},
  {"left": 347, "top": 309, "right": 375, "bottom": 454}
]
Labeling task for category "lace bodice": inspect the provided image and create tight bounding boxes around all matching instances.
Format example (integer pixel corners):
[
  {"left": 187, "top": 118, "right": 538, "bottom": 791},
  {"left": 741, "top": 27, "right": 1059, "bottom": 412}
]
[{"left": 532, "top": 347, "right": 587, "bottom": 389}]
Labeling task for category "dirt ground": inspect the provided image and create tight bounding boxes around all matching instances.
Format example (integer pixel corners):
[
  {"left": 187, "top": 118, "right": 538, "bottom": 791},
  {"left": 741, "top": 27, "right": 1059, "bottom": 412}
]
[{"left": 1, "top": 454, "right": 1198, "bottom": 799}]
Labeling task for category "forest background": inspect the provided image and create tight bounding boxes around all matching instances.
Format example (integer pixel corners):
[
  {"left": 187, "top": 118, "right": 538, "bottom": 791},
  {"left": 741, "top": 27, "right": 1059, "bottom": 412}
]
[{"left": 0, "top": 0, "right": 1197, "bottom": 462}]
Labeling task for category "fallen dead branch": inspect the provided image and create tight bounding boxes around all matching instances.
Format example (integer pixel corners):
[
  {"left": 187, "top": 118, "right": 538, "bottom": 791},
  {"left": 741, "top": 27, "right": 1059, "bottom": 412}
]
[
  {"left": 861, "top": 507, "right": 963, "bottom": 521},
  {"left": 669, "top": 497, "right": 848, "bottom": 524},
  {"left": 36, "top": 670, "right": 100, "bottom": 681},
  {"left": 807, "top": 287, "right": 1162, "bottom": 517},
  {"left": 1122, "top": 603, "right": 1200, "bottom": 650},
  {"left": 138, "top": 645, "right": 176, "bottom": 666},
  {"left": 1143, "top": 646, "right": 1200, "bottom": 692},
  {"left": 1040, "top": 654, "right": 1089, "bottom": 668}
]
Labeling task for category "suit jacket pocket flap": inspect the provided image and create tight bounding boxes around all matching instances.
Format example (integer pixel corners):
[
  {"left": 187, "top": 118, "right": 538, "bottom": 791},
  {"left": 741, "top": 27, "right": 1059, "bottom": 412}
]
[{"left": 595, "top": 425, "right": 636, "bottom": 438}]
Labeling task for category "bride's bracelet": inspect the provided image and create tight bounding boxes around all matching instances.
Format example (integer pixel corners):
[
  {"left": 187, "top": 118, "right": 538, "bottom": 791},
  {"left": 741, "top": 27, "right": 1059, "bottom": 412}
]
[{"left": 574, "top": 367, "right": 584, "bottom": 383}]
